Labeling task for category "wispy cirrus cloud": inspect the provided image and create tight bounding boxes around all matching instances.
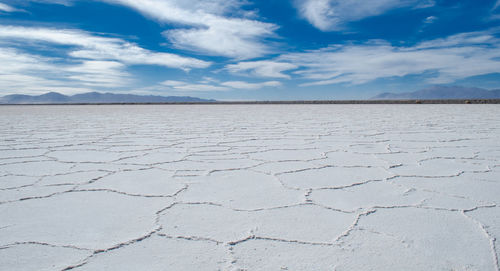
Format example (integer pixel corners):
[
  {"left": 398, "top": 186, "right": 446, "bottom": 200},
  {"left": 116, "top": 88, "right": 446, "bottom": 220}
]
[
  {"left": 0, "top": 25, "right": 210, "bottom": 70},
  {"left": 161, "top": 79, "right": 282, "bottom": 92},
  {"left": 100, "top": 0, "right": 278, "bottom": 59},
  {"left": 423, "top": 15, "right": 438, "bottom": 24},
  {"left": 278, "top": 30, "right": 500, "bottom": 86},
  {"left": 220, "top": 80, "right": 281, "bottom": 89},
  {"left": 0, "top": 2, "right": 18, "bottom": 12},
  {"left": 65, "top": 61, "right": 131, "bottom": 88},
  {"left": 0, "top": 47, "right": 126, "bottom": 94},
  {"left": 295, "top": 0, "right": 435, "bottom": 31},
  {"left": 0, "top": 25, "right": 210, "bottom": 94},
  {"left": 225, "top": 60, "right": 298, "bottom": 79},
  {"left": 161, "top": 80, "right": 230, "bottom": 92},
  {"left": 492, "top": 0, "right": 500, "bottom": 20}
]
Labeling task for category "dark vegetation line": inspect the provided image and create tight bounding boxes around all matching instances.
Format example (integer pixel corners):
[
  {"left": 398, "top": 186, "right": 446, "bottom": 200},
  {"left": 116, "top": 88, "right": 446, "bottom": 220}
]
[{"left": 1, "top": 99, "right": 500, "bottom": 105}]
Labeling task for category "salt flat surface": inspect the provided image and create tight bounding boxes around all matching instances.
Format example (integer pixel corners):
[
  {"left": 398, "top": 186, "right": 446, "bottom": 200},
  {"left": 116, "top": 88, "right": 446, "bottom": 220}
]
[{"left": 0, "top": 104, "right": 499, "bottom": 271}]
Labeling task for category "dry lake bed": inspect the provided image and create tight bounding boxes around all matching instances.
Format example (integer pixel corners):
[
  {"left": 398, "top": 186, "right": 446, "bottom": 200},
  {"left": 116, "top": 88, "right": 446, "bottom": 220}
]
[{"left": 0, "top": 104, "right": 499, "bottom": 271}]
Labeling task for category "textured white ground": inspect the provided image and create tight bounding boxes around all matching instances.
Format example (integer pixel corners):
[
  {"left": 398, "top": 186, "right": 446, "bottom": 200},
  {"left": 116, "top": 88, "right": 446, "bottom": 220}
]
[{"left": 0, "top": 104, "right": 499, "bottom": 271}]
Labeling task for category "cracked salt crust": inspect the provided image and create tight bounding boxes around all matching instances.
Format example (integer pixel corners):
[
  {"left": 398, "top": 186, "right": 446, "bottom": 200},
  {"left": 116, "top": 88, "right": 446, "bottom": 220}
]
[
  {"left": 389, "top": 158, "right": 489, "bottom": 177},
  {"left": 0, "top": 104, "right": 499, "bottom": 270},
  {"left": 317, "top": 151, "right": 391, "bottom": 167},
  {"left": 0, "top": 160, "right": 76, "bottom": 176},
  {"left": 117, "top": 151, "right": 187, "bottom": 165},
  {"left": 0, "top": 191, "right": 173, "bottom": 250},
  {"left": 46, "top": 150, "right": 128, "bottom": 163},
  {"left": 342, "top": 207, "right": 497, "bottom": 270},
  {"left": 0, "top": 243, "right": 92, "bottom": 271},
  {"left": 83, "top": 168, "right": 185, "bottom": 197},
  {"left": 278, "top": 166, "right": 393, "bottom": 189},
  {"left": 310, "top": 181, "right": 427, "bottom": 211},
  {"left": 39, "top": 171, "right": 110, "bottom": 186},
  {"left": 159, "top": 203, "right": 355, "bottom": 244},
  {"left": 0, "top": 175, "right": 39, "bottom": 189},
  {"left": 70, "top": 235, "right": 229, "bottom": 271},
  {"left": 230, "top": 239, "right": 339, "bottom": 270},
  {"left": 178, "top": 170, "right": 303, "bottom": 210}
]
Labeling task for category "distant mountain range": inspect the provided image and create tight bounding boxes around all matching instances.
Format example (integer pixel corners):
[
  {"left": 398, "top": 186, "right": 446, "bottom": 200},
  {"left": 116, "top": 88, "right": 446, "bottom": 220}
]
[
  {"left": 2, "top": 86, "right": 499, "bottom": 104},
  {"left": 372, "top": 86, "right": 500, "bottom": 100},
  {"left": 0, "top": 92, "right": 216, "bottom": 104}
]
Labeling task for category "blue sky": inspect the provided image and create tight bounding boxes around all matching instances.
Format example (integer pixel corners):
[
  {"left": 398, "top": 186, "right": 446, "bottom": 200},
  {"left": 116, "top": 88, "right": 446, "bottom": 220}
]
[{"left": 0, "top": 0, "right": 499, "bottom": 100}]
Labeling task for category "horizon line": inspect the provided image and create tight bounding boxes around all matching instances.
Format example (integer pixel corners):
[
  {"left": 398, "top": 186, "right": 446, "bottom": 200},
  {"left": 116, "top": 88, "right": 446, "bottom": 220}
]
[{"left": 1, "top": 99, "right": 500, "bottom": 105}]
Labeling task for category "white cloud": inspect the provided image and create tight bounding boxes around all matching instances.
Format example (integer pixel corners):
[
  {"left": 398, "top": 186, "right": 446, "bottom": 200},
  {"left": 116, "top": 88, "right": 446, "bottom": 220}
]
[
  {"left": 161, "top": 80, "right": 187, "bottom": 87},
  {"left": 65, "top": 61, "right": 131, "bottom": 87},
  {"left": 161, "top": 80, "right": 230, "bottom": 92},
  {"left": 0, "top": 47, "right": 131, "bottom": 94},
  {"left": 0, "top": 48, "right": 65, "bottom": 93},
  {"left": 0, "top": 47, "right": 51, "bottom": 74},
  {"left": 225, "top": 61, "right": 298, "bottom": 79},
  {"left": 221, "top": 80, "right": 282, "bottom": 89},
  {"left": 161, "top": 79, "right": 282, "bottom": 92},
  {"left": 278, "top": 30, "right": 500, "bottom": 86},
  {"left": 424, "top": 15, "right": 438, "bottom": 24},
  {"left": 0, "top": 25, "right": 210, "bottom": 70},
  {"left": 0, "top": 2, "right": 17, "bottom": 12},
  {"left": 295, "top": 0, "right": 435, "bottom": 31},
  {"left": 22, "top": 0, "right": 74, "bottom": 5},
  {"left": 101, "top": 0, "right": 278, "bottom": 59},
  {"left": 0, "top": 25, "right": 213, "bottom": 95},
  {"left": 414, "top": 31, "right": 498, "bottom": 49},
  {"left": 200, "top": 76, "right": 220, "bottom": 84}
]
